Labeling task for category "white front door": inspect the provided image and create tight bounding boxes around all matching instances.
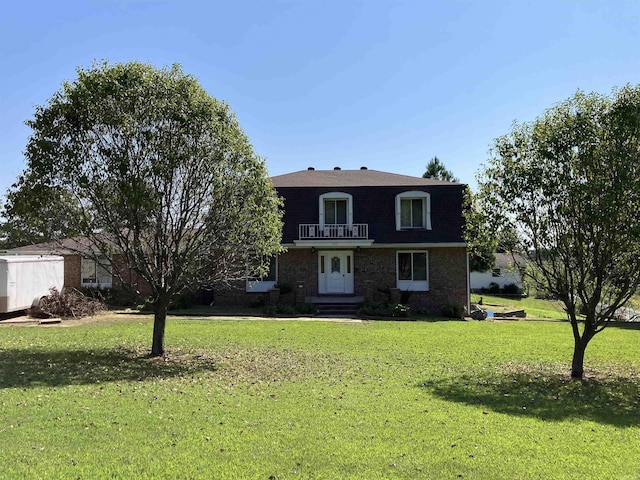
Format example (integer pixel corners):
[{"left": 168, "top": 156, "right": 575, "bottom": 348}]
[{"left": 318, "top": 251, "right": 354, "bottom": 294}]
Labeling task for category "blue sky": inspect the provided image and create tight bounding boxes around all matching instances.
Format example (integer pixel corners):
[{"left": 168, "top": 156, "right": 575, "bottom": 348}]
[{"left": 2, "top": 1, "right": 639, "bottom": 196}]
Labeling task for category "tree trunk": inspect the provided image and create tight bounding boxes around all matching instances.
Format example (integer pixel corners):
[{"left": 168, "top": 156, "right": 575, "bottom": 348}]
[
  {"left": 571, "top": 340, "right": 586, "bottom": 380},
  {"left": 151, "top": 299, "right": 168, "bottom": 357}
]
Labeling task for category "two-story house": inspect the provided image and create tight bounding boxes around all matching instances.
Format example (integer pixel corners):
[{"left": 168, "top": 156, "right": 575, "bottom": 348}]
[
  {"left": 8, "top": 167, "right": 470, "bottom": 316},
  {"left": 220, "top": 167, "right": 470, "bottom": 315}
]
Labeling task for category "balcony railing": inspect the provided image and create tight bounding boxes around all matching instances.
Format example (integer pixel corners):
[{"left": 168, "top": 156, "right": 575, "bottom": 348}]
[{"left": 299, "top": 223, "right": 369, "bottom": 240}]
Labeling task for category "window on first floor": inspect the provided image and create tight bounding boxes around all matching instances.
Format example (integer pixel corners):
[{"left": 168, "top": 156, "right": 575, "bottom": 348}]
[
  {"left": 246, "top": 256, "right": 278, "bottom": 292},
  {"left": 492, "top": 268, "right": 501, "bottom": 277},
  {"left": 396, "top": 251, "right": 429, "bottom": 291},
  {"left": 81, "top": 257, "right": 112, "bottom": 287}
]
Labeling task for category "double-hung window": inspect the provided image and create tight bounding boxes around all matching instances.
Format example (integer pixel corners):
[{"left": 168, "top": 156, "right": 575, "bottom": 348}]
[
  {"left": 395, "top": 191, "right": 431, "bottom": 230},
  {"left": 397, "top": 251, "right": 429, "bottom": 291}
]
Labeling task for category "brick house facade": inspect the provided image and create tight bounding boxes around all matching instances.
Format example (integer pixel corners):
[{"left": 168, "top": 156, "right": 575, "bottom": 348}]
[
  {"left": 217, "top": 168, "right": 470, "bottom": 316},
  {"left": 8, "top": 168, "right": 470, "bottom": 316}
]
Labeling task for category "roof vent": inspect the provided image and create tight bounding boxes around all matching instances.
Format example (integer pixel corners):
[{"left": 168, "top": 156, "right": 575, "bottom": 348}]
[
  {"left": 334, "top": 166, "right": 341, "bottom": 170},
  {"left": 307, "top": 167, "right": 315, "bottom": 171},
  {"left": 360, "top": 166, "right": 368, "bottom": 170}
]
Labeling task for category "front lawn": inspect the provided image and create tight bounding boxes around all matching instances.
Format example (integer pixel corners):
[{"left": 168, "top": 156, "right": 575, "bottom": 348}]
[{"left": 0, "top": 314, "right": 638, "bottom": 478}]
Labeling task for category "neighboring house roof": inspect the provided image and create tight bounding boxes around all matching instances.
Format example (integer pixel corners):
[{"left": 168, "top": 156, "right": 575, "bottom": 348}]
[
  {"left": 6, "top": 236, "right": 112, "bottom": 255},
  {"left": 495, "top": 252, "right": 527, "bottom": 269},
  {"left": 271, "top": 168, "right": 463, "bottom": 188}
]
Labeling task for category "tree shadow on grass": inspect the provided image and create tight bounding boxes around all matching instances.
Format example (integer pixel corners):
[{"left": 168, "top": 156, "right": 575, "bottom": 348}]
[
  {"left": 0, "top": 346, "right": 218, "bottom": 389},
  {"left": 419, "top": 364, "right": 640, "bottom": 427}
]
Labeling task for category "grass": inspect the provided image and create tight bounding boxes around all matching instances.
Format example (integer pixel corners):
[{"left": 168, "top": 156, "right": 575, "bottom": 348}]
[
  {"left": 471, "top": 293, "right": 569, "bottom": 320},
  {"left": 1, "top": 313, "right": 639, "bottom": 478}
]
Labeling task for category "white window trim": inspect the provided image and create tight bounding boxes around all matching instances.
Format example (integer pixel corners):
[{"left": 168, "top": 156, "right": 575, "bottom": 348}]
[
  {"left": 395, "top": 191, "right": 431, "bottom": 231},
  {"left": 319, "top": 192, "right": 353, "bottom": 228},
  {"left": 246, "top": 256, "right": 278, "bottom": 292},
  {"left": 81, "top": 256, "right": 113, "bottom": 288},
  {"left": 396, "top": 250, "right": 429, "bottom": 291}
]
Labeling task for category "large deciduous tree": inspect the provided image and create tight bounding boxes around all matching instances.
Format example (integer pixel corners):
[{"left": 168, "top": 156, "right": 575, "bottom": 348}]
[
  {"left": 463, "top": 187, "right": 496, "bottom": 273},
  {"left": 20, "top": 61, "right": 283, "bottom": 356},
  {"left": 478, "top": 85, "right": 640, "bottom": 379},
  {"left": 0, "top": 175, "right": 83, "bottom": 248}
]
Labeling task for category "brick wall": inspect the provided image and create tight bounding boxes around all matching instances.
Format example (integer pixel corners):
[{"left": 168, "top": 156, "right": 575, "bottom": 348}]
[
  {"left": 63, "top": 255, "right": 81, "bottom": 289},
  {"left": 354, "top": 248, "right": 396, "bottom": 293},
  {"left": 424, "top": 247, "right": 468, "bottom": 315},
  {"left": 214, "top": 279, "right": 269, "bottom": 307},
  {"left": 215, "top": 249, "right": 319, "bottom": 306},
  {"left": 278, "top": 249, "right": 317, "bottom": 302},
  {"left": 197, "top": 246, "right": 468, "bottom": 315},
  {"left": 111, "top": 253, "right": 152, "bottom": 296},
  {"left": 354, "top": 247, "right": 467, "bottom": 316}
]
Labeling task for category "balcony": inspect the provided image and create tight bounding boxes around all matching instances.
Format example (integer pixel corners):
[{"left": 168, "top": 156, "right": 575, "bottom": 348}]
[{"left": 299, "top": 223, "right": 369, "bottom": 240}]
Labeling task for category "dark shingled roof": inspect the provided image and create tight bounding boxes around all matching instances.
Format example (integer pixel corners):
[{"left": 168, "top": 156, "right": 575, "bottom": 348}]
[{"left": 271, "top": 169, "right": 462, "bottom": 188}]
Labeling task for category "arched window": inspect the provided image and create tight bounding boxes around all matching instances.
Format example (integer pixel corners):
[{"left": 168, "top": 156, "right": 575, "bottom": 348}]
[
  {"left": 395, "top": 191, "right": 431, "bottom": 230},
  {"left": 319, "top": 192, "right": 353, "bottom": 227}
]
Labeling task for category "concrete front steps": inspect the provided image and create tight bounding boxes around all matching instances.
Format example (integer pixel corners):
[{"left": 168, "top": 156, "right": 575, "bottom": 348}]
[{"left": 306, "top": 295, "right": 364, "bottom": 318}]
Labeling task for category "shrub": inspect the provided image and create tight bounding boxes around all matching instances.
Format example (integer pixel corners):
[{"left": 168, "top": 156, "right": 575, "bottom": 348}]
[
  {"left": 78, "top": 286, "right": 142, "bottom": 307},
  {"left": 263, "top": 304, "right": 277, "bottom": 317},
  {"left": 279, "top": 304, "right": 297, "bottom": 315},
  {"left": 502, "top": 283, "right": 521, "bottom": 295},
  {"left": 274, "top": 283, "right": 293, "bottom": 295},
  {"left": 400, "top": 290, "right": 412, "bottom": 304},
  {"left": 441, "top": 303, "right": 464, "bottom": 319},
  {"left": 393, "top": 303, "right": 411, "bottom": 318},
  {"left": 249, "top": 295, "right": 266, "bottom": 308},
  {"left": 34, "top": 287, "right": 106, "bottom": 319},
  {"left": 295, "top": 303, "right": 318, "bottom": 315},
  {"left": 487, "top": 282, "right": 501, "bottom": 294},
  {"left": 358, "top": 302, "right": 411, "bottom": 319},
  {"left": 169, "top": 293, "right": 193, "bottom": 311},
  {"left": 262, "top": 303, "right": 300, "bottom": 316}
]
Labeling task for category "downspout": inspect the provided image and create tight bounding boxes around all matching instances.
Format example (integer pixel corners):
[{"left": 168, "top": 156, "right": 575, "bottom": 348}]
[{"left": 466, "top": 250, "right": 471, "bottom": 316}]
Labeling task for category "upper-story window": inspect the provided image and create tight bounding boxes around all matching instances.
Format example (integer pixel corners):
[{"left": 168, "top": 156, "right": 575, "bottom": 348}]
[
  {"left": 325, "top": 199, "right": 347, "bottom": 224},
  {"left": 319, "top": 192, "right": 353, "bottom": 227},
  {"left": 395, "top": 191, "right": 431, "bottom": 230}
]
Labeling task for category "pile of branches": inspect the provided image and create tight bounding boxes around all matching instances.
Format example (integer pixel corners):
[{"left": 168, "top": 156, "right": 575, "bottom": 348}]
[{"left": 34, "top": 287, "right": 107, "bottom": 319}]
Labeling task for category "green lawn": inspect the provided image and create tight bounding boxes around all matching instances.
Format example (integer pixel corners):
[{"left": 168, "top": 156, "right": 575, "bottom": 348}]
[
  {"left": 471, "top": 293, "right": 569, "bottom": 320},
  {"left": 1, "top": 314, "right": 639, "bottom": 479}
]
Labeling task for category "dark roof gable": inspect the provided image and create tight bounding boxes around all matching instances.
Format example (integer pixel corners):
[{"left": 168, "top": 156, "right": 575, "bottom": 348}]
[{"left": 271, "top": 169, "right": 462, "bottom": 188}]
